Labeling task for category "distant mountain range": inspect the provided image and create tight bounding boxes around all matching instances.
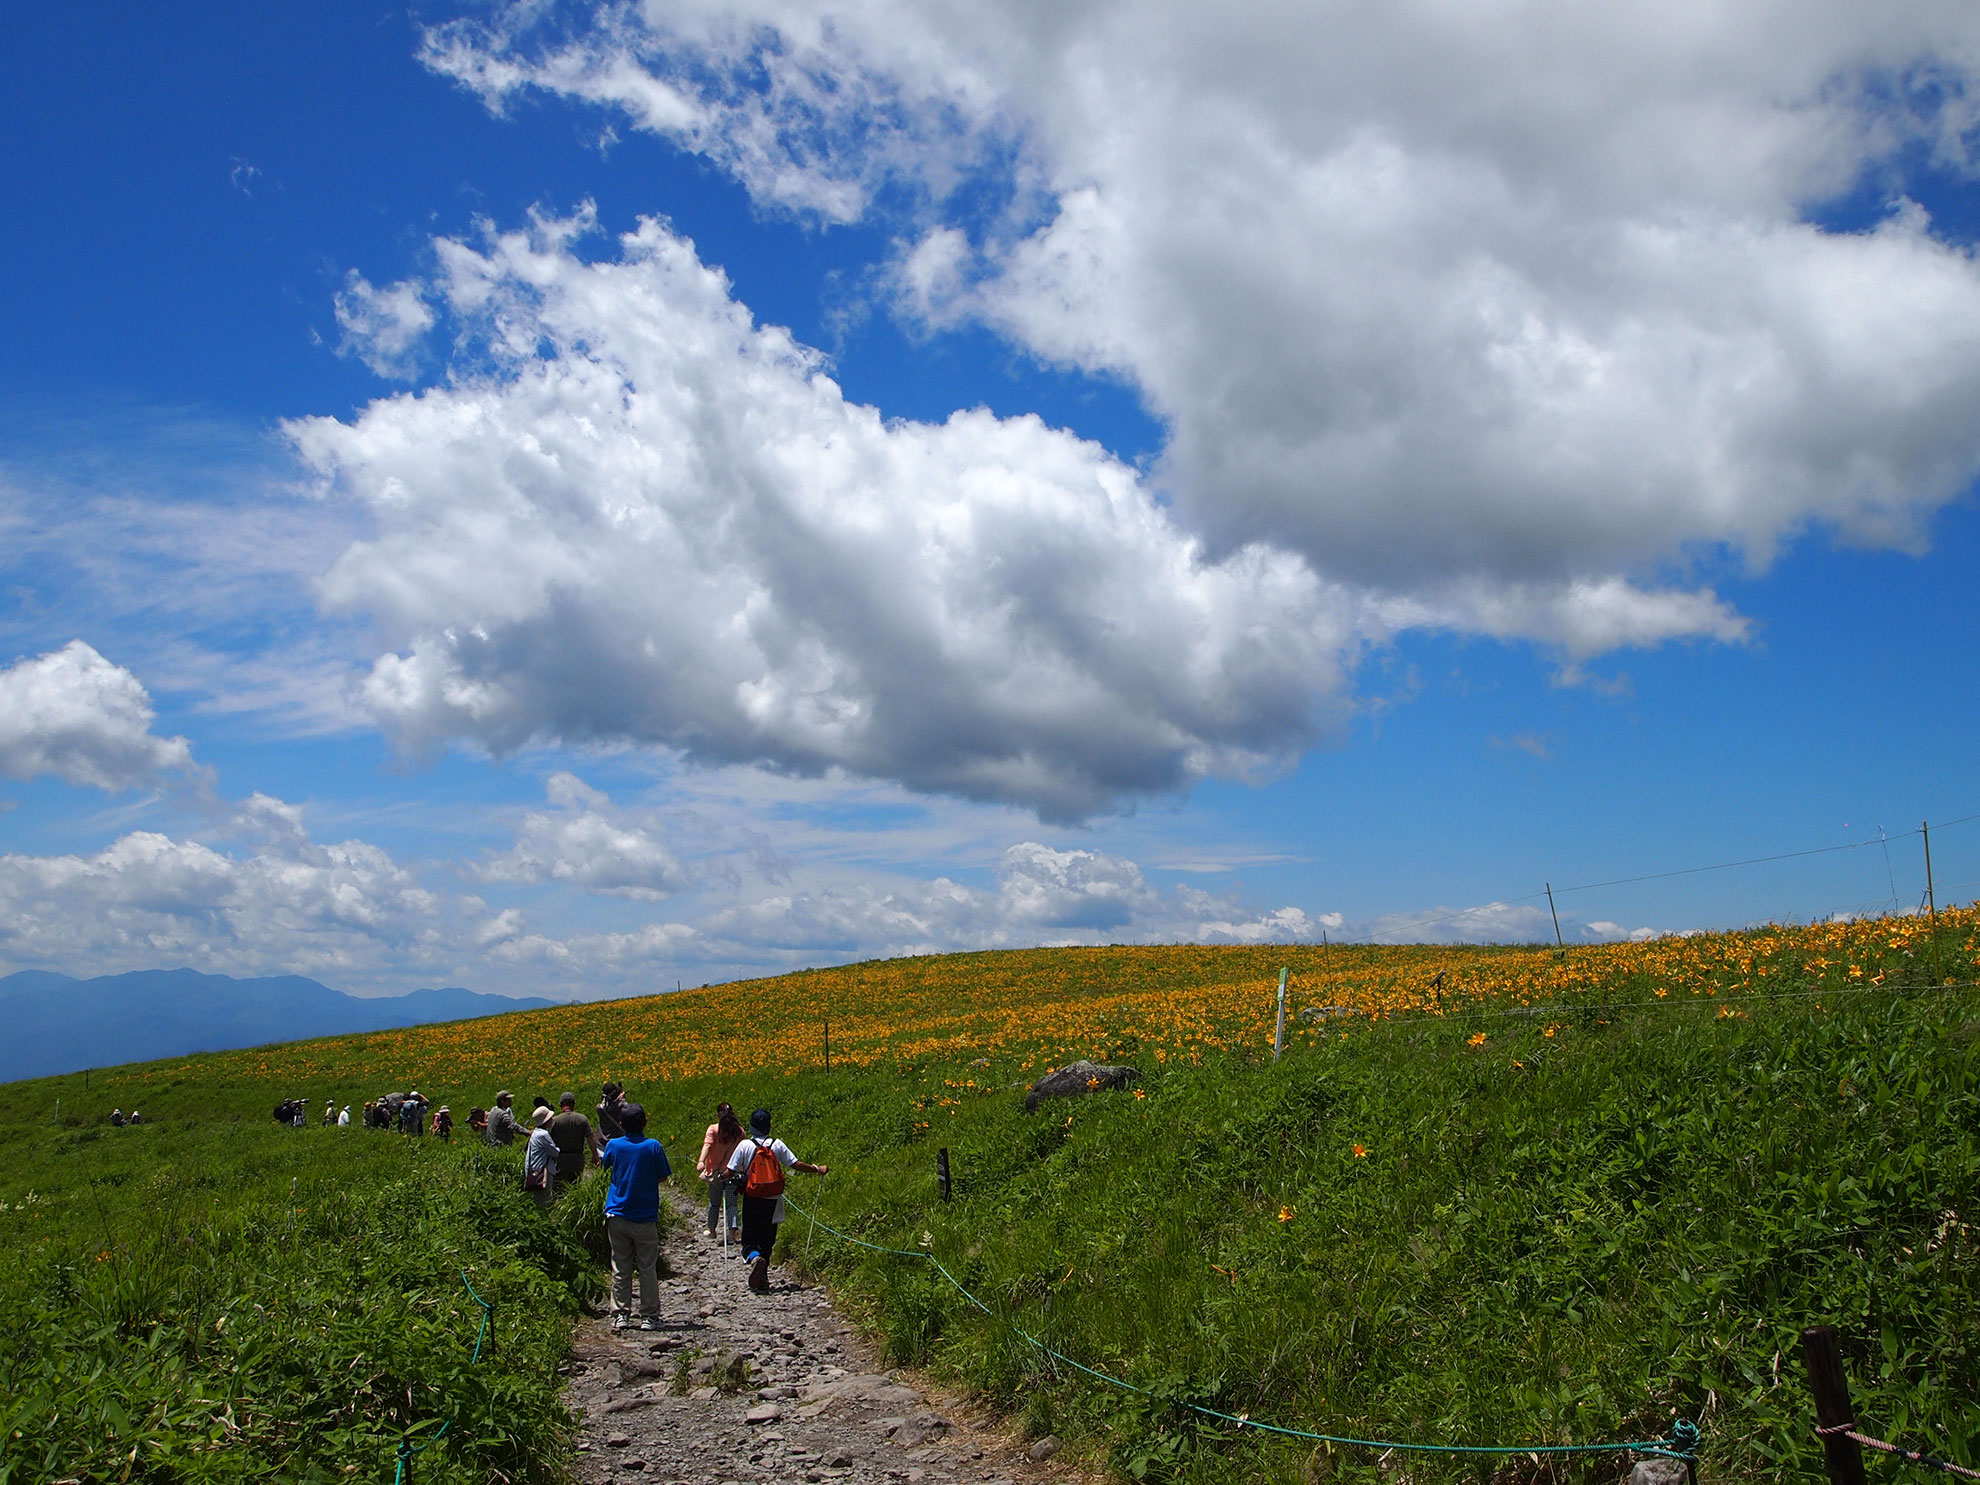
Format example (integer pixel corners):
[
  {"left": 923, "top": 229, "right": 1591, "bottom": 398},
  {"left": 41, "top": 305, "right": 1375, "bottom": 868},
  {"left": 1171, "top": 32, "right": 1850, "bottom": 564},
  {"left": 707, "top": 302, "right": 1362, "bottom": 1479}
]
[{"left": 0, "top": 968, "right": 556, "bottom": 1084}]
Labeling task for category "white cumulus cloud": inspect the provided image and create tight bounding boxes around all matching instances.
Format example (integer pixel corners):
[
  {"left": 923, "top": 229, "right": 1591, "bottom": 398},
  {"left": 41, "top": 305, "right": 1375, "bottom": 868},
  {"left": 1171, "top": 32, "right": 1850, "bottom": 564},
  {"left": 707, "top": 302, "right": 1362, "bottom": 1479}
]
[
  {"left": 693, "top": 840, "right": 1316, "bottom": 957},
  {"left": 480, "top": 771, "right": 693, "bottom": 899},
  {"left": 428, "top": 1, "right": 1980, "bottom": 621},
  {"left": 0, "top": 641, "right": 195, "bottom": 791},
  {"left": 291, "top": 210, "right": 1357, "bottom": 822},
  {"left": 0, "top": 813, "right": 445, "bottom": 984}
]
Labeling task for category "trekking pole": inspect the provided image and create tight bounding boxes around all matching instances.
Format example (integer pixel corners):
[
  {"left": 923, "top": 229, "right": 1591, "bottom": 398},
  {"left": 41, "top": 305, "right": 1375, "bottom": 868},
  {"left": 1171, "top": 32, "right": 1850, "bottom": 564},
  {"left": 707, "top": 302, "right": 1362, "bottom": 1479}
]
[{"left": 806, "top": 1171, "right": 822, "bottom": 1263}]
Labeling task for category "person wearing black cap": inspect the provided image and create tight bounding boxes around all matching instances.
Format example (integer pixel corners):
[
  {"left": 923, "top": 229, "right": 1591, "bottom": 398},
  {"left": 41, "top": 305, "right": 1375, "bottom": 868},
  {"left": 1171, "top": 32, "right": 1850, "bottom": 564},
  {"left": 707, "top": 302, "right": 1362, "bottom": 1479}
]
[
  {"left": 724, "top": 1108, "right": 828, "bottom": 1294},
  {"left": 598, "top": 1101, "right": 672, "bottom": 1330},
  {"left": 596, "top": 1081, "right": 627, "bottom": 1150}
]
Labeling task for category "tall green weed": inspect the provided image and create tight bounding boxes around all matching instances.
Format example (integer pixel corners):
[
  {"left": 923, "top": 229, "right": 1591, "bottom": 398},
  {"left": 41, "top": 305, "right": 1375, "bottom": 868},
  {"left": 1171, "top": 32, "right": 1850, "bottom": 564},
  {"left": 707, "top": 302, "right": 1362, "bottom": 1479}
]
[{"left": 0, "top": 1123, "right": 596, "bottom": 1483}]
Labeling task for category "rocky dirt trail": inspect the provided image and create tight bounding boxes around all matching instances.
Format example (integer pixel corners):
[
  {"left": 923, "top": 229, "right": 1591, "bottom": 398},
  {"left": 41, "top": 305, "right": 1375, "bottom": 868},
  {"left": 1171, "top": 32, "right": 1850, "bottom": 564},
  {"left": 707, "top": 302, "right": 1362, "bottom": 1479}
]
[{"left": 564, "top": 1194, "right": 1086, "bottom": 1485}]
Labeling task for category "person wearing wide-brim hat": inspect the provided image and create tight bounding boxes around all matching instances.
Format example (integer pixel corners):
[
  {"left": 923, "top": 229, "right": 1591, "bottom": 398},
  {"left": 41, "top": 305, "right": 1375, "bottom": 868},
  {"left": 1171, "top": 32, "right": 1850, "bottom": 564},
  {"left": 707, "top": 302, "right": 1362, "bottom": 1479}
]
[{"left": 725, "top": 1108, "right": 828, "bottom": 1295}]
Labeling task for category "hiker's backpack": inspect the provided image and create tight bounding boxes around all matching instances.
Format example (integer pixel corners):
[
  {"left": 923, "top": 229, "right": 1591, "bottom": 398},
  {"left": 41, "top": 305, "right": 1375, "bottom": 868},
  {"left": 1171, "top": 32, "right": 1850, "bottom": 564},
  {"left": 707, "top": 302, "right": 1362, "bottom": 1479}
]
[{"left": 742, "top": 1139, "right": 785, "bottom": 1199}]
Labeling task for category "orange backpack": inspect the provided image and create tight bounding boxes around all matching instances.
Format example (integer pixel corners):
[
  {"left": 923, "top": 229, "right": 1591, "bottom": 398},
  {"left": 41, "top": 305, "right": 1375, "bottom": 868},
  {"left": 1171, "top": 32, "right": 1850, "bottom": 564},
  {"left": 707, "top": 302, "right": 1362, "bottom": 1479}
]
[{"left": 742, "top": 1139, "right": 785, "bottom": 1198}]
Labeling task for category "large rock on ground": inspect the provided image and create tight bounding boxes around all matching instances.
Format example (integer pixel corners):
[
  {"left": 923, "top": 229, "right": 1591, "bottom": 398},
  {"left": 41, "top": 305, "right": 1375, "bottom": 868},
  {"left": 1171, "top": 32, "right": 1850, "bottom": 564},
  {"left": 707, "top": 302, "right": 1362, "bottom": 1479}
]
[
  {"left": 895, "top": 1411, "right": 953, "bottom": 1447},
  {"left": 800, "top": 1373, "right": 924, "bottom": 1409},
  {"left": 1025, "top": 1060, "right": 1140, "bottom": 1111}
]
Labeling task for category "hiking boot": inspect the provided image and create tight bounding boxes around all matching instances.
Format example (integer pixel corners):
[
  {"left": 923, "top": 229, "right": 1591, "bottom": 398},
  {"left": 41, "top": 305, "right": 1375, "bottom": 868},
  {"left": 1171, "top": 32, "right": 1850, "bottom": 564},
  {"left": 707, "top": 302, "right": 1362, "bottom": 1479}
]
[
  {"left": 639, "top": 1315, "right": 660, "bottom": 1332},
  {"left": 749, "top": 1253, "right": 771, "bottom": 1294},
  {"left": 610, "top": 1312, "right": 630, "bottom": 1332}
]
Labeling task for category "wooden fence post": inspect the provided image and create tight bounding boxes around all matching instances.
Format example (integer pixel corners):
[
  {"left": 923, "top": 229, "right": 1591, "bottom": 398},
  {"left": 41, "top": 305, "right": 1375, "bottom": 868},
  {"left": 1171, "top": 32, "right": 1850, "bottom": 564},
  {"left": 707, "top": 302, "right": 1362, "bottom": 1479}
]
[
  {"left": 1802, "top": 1325, "right": 1867, "bottom": 1485},
  {"left": 936, "top": 1147, "right": 952, "bottom": 1202}
]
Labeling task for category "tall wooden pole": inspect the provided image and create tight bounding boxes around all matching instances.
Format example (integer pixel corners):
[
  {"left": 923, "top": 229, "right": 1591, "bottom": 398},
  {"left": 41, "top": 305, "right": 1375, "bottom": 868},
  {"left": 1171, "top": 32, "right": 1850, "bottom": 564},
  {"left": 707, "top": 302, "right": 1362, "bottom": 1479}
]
[
  {"left": 936, "top": 1147, "right": 952, "bottom": 1202},
  {"left": 1273, "top": 967, "right": 1289, "bottom": 1061},
  {"left": 1923, "top": 820, "right": 1942, "bottom": 984},
  {"left": 824, "top": 1018, "right": 831, "bottom": 1073},
  {"left": 1802, "top": 1325, "right": 1867, "bottom": 1485},
  {"left": 1546, "top": 883, "right": 1565, "bottom": 955}
]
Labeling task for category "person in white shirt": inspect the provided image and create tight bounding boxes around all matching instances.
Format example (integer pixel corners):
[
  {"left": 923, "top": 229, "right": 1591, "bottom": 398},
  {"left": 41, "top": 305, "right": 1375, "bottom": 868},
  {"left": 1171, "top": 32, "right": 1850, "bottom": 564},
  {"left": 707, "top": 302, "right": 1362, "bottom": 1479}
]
[
  {"left": 524, "top": 1106, "right": 559, "bottom": 1209},
  {"left": 725, "top": 1108, "right": 827, "bottom": 1294},
  {"left": 337, "top": 1105, "right": 351, "bottom": 1127}
]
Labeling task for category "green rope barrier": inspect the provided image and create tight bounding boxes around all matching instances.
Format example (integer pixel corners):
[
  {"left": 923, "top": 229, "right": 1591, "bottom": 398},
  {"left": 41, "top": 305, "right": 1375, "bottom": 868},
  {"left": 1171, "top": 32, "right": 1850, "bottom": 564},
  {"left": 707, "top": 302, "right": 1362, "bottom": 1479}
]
[
  {"left": 786, "top": 1198, "right": 1700, "bottom": 1465},
  {"left": 391, "top": 1271, "right": 494, "bottom": 1485}
]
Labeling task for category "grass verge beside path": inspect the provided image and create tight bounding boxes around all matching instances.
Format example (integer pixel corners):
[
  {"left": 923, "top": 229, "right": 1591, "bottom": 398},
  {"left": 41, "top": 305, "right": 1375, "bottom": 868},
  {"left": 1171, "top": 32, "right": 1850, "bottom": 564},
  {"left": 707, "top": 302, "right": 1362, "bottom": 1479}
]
[
  {"left": 0, "top": 1120, "right": 602, "bottom": 1483},
  {"left": 664, "top": 987, "right": 1980, "bottom": 1484}
]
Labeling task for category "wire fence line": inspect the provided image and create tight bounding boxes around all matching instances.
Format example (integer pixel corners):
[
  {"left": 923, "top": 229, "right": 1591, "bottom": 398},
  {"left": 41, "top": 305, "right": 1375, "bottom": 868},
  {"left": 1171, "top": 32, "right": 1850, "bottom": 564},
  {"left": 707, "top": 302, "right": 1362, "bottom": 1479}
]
[
  {"left": 1818, "top": 1423, "right": 1980, "bottom": 1481},
  {"left": 1372, "top": 811, "right": 1980, "bottom": 943},
  {"left": 786, "top": 1196, "right": 1702, "bottom": 1468},
  {"left": 1552, "top": 829, "right": 1926, "bottom": 896},
  {"left": 394, "top": 1271, "right": 492, "bottom": 1485}
]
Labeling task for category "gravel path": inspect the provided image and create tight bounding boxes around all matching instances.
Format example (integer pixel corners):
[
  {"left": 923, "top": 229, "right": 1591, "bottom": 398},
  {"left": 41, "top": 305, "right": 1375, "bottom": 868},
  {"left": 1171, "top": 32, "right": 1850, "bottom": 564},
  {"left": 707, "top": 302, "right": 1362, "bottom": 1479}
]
[{"left": 564, "top": 1194, "right": 1086, "bottom": 1485}]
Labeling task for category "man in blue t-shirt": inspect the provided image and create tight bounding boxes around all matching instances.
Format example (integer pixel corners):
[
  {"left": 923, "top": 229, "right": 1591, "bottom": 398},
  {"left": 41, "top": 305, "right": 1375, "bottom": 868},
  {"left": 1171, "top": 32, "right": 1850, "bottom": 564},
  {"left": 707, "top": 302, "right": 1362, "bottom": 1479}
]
[{"left": 598, "top": 1101, "right": 672, "bottom": 1330}]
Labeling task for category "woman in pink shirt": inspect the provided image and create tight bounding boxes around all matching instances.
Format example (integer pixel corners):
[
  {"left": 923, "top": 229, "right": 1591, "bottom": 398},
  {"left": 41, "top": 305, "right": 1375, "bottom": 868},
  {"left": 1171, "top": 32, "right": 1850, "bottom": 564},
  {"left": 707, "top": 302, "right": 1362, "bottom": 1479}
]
[{"left": 696, "top": 1102, "right": 745, "bottom": 1240}]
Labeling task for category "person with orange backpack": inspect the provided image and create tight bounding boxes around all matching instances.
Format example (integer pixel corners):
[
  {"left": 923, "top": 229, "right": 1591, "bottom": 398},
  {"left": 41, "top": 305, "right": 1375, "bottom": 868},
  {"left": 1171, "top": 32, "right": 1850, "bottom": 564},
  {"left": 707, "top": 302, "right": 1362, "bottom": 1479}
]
[{"left": 724, "top": 1107, "right": 828, "bottom": 1294}]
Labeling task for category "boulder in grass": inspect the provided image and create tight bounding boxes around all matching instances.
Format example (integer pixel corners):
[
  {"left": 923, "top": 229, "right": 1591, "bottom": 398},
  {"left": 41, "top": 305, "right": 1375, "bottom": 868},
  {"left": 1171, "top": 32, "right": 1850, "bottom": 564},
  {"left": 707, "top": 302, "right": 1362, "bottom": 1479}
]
[{"left": 1025, "top": 1059, "right": 1139, "bottom": 1111}]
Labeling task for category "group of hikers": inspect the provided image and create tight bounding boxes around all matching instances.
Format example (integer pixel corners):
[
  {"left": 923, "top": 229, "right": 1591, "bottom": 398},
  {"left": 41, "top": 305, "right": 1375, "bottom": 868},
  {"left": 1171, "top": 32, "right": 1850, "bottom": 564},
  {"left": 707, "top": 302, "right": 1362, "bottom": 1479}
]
[
  {"left": 271, "top": 1078, "right": 828, "bottom": 1328},
  {"left": 592, "top": 1093, "right": 829, "bottom": 1329}
]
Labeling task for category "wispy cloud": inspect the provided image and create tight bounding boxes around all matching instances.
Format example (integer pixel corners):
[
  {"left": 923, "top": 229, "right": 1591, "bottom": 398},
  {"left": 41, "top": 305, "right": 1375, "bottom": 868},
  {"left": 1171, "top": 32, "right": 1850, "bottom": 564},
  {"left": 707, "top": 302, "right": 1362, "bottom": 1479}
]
[{"left": 1488, "top": 731, "right": 1555, "bottom": 761}]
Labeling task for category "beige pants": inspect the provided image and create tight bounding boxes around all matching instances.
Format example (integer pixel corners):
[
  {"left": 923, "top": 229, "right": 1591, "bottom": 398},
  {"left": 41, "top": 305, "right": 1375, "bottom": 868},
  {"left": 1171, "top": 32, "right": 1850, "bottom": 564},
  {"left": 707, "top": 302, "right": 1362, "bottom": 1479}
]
[{"left": 606, "top": 1215, "right": 660, "bottom": 1318}]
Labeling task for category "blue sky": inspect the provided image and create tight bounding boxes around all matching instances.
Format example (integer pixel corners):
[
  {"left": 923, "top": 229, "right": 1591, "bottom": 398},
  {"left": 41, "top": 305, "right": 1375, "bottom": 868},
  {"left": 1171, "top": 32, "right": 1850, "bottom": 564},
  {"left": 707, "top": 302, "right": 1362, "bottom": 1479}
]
[{"left": 3, "top": 2, "right": 1978, "bottom": 997}]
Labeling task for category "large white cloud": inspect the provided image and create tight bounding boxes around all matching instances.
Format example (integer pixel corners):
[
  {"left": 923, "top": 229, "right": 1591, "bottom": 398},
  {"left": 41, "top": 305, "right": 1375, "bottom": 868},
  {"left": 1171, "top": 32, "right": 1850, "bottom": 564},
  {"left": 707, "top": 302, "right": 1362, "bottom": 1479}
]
[
  {"left": 0, "top": 641, "right": 195, "bottom": 790},
  {"left": 290, "top": 210, "right": 1360, "bottom": 821},
  {"left": 427, "top": 0, "right": 1980, "bottom": 600}
]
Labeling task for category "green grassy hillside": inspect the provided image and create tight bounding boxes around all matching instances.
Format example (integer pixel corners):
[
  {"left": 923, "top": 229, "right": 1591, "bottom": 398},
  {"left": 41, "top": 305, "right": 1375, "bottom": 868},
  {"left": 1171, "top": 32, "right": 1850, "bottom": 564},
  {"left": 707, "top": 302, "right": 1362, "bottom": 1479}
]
[
  {"left": 766, "top": 989, "right": 1980, "bottom": 1483},
  {"left": 2, "top": 928, "right": 1975, "bottom": 1482}
]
